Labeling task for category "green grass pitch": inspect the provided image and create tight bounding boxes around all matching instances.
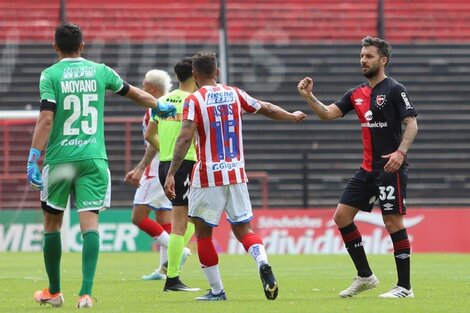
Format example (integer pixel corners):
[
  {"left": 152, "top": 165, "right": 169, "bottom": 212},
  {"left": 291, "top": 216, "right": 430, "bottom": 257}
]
[{"left": 0, "top": 253, "right": 469, "bottom": 312}]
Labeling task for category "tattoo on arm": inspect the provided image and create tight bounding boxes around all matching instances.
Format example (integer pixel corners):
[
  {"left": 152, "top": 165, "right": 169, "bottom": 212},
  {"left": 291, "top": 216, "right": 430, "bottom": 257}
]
[
  {"left": 307, "top": 94, "right": 327, "bottom": 112},
  {"left": 398, "top": 116, "right": 418, "bottom": 154}
]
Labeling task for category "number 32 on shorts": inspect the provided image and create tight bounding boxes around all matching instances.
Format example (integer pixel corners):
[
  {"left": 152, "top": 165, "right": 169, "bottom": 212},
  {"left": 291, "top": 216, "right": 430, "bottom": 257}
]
[{"left": 379, "top": 186, "right": 395, "bottom": 200}]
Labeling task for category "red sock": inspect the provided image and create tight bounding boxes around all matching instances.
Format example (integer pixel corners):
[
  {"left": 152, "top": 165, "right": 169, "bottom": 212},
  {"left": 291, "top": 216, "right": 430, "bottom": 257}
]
[
  {"left": 240, "top": 232, "right": 263, "bottom": 252},
  {"left": 137, "top": 217, "right": 164, "bottom": 237},
  {"left": 162, "top": 223, "right": 172, "bottom": 234},
  {"left": 197, "top": 237, "right": 218, "bottom": 267}
]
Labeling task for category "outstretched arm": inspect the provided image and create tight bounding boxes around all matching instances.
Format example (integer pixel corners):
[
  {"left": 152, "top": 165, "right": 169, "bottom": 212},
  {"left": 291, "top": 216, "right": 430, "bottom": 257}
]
[
  {"left": 257, "top": 101, "right": 306, "bottom": 122},
  {"left": 297, "top": 77, "right": 343, "bottom": 120},
  {"left": 124, "top": 85, "right": 158, "bottom": 108},
  {"left": 121, "top": 84, "right": 176, "bottom": 118}
]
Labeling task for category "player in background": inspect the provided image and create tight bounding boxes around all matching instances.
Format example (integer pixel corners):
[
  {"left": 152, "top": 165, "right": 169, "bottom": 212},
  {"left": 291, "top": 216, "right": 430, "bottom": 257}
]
[
  {"left": 127, "top": 57, "right": 198, "bottom": 291},
  {"left": 164, "top": 52, "right": 306, "bottom": 301},
  {"left": 298, "top": 36, "right": 418, "bottom": 298},
  {"left": 124, "top": 69, "right": 186, "bottom": 280},
  {"left": 26, "top": 22, "right": 176, "bottom": 308},
  {"left": 156, "top": 57, "right": 199, "bottom": 292}
]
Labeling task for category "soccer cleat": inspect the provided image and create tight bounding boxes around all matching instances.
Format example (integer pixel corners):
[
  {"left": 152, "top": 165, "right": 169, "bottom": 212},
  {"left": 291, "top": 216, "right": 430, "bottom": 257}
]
[
  {"left": 142, "top": 267, "right": 166, "bottom": 280},
  {"left": 34, "top": 288, "right": 64, "bottom": 307},
  {"left": 259, "top": 263, "right": 279, "bottom": 300},
  {"left": 339, "top": 274, "right": 379, "bottom": 298},
  {"left": 163, "top": 276, "right": 201, "bottom": 292},
  {"left": 76, "top": 294, "right": 93, "bottom": 308},
  {"left": 379, "top": 286, "right": 414, "bottom": 298},
  {"left": 195, "top": 290, "right": 227, "bottom": 301}
]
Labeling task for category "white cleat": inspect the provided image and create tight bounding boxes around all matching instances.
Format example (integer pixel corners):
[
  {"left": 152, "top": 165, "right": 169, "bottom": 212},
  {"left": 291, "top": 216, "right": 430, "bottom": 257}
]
[
  {"left": 339, "top": 274, "right": 379, "bottom": 298},
  {"left": 379, "top": 286, "right": 414, "bottom": 298},
  {"left": 142, "top": 267, "right": 167, "bottom": 280}
]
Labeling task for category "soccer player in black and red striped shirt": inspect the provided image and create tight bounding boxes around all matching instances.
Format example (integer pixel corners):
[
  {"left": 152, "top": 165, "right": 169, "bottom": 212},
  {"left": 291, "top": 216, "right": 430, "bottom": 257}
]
[{"left": 298, "top": 36, "right": 418, "bottom": 298}]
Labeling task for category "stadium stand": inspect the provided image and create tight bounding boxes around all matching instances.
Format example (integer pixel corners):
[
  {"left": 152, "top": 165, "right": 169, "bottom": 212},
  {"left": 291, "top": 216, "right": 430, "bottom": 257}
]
[
  {"left": 1, "top": 0, "right": 469, "bottom": 208},
  {"left": 0, "top": 0, "right": 377, "bottom": 43},
  {"left": 1, "top": 42, "right": 469, "bottom": 208},
  {"left": 385, "top": 0, "right": 470, "bottom": 42}
]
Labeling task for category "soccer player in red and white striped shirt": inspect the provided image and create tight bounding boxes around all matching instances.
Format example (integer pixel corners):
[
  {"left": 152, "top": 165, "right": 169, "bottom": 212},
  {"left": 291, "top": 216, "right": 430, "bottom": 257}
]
[{"left": 164, "top": 51, "right": 306, "bottom": 301}]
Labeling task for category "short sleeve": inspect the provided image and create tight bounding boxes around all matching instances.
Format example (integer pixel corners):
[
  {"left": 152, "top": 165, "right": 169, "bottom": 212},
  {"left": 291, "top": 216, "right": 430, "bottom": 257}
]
[
  {"left": 391, "top": 83, "right": 417, "bottom": 119},
  {"left": 39, "top": 70, "right": 56, "bottom": 103},
  {"left": 334, "top": 88, "right": 354, "bottom": 116},
  {"left": 183, "top": 95, "right": 198, "bottom": 124},
  {"left": 234, "top": 87, "right": 261, "bottom": 113},
  {"left": 103, "top": 65, "right": 124, "bottom": 93}
]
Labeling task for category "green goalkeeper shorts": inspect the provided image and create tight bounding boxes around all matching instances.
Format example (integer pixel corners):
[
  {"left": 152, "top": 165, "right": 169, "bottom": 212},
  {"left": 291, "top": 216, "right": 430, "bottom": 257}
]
[{"left": 40, "top": 159, "right": 111, "bottom": 212}]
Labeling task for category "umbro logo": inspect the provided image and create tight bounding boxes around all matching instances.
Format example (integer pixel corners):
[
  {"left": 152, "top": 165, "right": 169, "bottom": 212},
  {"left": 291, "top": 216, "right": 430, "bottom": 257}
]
[
  {"left": 383, "top": 203, "right": 394, "bottom": 210},
  {"left": 395, "top": 253, "right": 410, "bottom": 259},
  {"left": 354, "top": 98, "right": 364, "bottom": 105}
]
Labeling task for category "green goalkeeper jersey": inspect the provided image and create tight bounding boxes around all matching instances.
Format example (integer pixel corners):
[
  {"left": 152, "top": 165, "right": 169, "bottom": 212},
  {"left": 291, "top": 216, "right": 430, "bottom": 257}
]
[
  {"left": 154, "top": 89, "right": 197, "bottom": 162},
  {"left": 39, "top": 57, "right": 125, "bottom": 164}
]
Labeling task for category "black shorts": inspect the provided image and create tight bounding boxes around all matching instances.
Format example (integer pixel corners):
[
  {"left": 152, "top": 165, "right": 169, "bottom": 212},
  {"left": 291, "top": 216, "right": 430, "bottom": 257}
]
[
  {"left": 159, "top": 160, "right": 195, "bottom": 206},
  {"left": 339, "top": 167, "right": 408, "bottom": 215}
]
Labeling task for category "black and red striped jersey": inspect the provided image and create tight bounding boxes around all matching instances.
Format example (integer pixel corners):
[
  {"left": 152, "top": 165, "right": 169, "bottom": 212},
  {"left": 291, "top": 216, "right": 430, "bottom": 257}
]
[{"left": 334, "top": 77, "right": 417, "bottom": 172}]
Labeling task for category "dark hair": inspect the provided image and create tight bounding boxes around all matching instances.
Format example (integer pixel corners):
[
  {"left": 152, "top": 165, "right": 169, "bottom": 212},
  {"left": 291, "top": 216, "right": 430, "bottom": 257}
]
[
  {"left": 174, "top": 57, "right": 193, "bottom": 82},
  {"left": 192, "top": 51, "right": 218, "bottom": 78},
  {"left": 55, "top": 22, "right": 82, "bottom": 54},
  {"left": 362, "top": 36, "right": 392, "bottom": 65}
]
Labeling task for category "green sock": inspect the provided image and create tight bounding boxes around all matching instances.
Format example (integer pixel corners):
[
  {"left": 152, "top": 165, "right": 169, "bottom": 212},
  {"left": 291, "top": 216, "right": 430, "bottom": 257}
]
[
  {"left": 183, "top": 222, "right": 195, "bottom": 246},
  {"left": 79, "top": 230, "right": 100, "bottom": 296},
  {"left": 167, "top": 234, "right": 184, "bottom": 278},
  {"left": 43, "top": 232, "right": 62, "bottom": 294}
]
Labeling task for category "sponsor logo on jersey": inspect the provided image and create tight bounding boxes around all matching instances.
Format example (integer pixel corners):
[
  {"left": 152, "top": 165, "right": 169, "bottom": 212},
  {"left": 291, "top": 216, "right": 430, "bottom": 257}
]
[
  {"left": 361, "top": 121, "right": 389, "bottom": 128},
  {"left": 247, "top": 97, "right": 259, "bottom": 107},
  {"left": 401, "top": 92, "right": 413, "bottom": 110},
  {"left": 376, "top": 94, "right": 386, "bottom": 106},
  {"left": 61, "top": 137, "right": 97, "bottom": 147},
  {"left": 212, "top": 161, "right": 244, "bottom": 171},
  {"left": 62, "top": 67, "right": 96, "bottom": 80},
  {"left": 207, "top": 91, "right": 234, "bottom": 106},
  {"left": 354, "top": 98, "right": 364, "bottom": 105},
  {"left": 364, "top": 110, "right": 373, "bottom": 121}
]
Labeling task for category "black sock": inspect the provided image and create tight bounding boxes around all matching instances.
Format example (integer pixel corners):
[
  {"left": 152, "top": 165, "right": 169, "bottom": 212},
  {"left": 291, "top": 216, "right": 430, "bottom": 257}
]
[
  {"left": 339, "top": 223, "right": 372, "bottom": 277},
  {"left": 391, "top": 228, "right": 411, "bottom": 290}
]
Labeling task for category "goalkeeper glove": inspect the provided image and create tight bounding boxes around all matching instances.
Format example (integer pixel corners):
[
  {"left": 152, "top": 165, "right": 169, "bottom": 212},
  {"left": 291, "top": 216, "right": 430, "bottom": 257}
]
[
  {"left": 27, "top": 148, "right": 43, "bottom": 190},
  {"left": 151, "top": 100, "right": 177, "bottom": 119}
]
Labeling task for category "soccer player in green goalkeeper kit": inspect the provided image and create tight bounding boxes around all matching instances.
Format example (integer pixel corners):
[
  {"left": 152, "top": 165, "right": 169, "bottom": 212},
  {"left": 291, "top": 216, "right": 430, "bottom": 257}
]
[{"left": 27, "top": 22, "right": 176, "bottom": 308}]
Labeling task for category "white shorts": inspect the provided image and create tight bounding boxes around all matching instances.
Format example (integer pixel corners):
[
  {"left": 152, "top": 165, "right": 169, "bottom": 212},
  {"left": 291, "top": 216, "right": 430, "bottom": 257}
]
[
  {"left": 133, "top": 175, "right": 172, "bottom": 210},
  {"left": 188, "top": 183, "right": 253, "bottom": 226}
]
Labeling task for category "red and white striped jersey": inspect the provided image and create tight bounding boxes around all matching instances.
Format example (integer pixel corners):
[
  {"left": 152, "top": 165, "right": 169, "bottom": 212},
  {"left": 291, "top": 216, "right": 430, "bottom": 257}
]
[
  {"left": 183, "top": 84, "right": 261, "bottom": 187},
  {"left": 141, "top": 108, "right": 160, "bottom": 178}
]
